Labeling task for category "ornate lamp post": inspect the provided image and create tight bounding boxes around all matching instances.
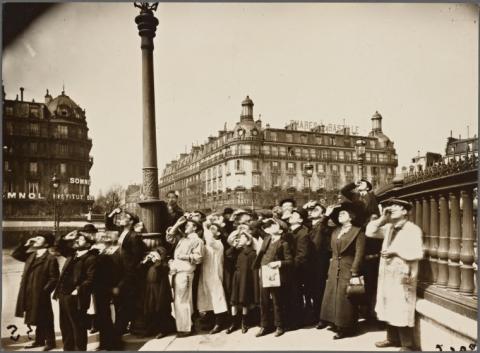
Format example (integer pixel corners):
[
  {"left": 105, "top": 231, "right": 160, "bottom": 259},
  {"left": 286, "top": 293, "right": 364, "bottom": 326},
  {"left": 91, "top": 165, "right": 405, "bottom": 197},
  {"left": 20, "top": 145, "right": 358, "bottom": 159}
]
[
  {"left": 51, "top": 174, "right": 60, "bottom": 235},
  {"left": 134, "top": 2, "right": 166, "bottom": 237},
  {"left": 304, "top": 162, "right": 314, "bottom": 200},
  {"left": 355, "top": 139, "right": 367, "bottom": 179}
]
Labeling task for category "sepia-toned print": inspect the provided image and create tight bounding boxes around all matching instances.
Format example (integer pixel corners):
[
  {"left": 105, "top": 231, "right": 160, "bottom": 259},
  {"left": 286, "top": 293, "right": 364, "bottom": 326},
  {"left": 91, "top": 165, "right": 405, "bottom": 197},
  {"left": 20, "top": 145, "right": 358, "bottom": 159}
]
[{"left": 2, "top": 2, "right": 478, "bottom": 351}]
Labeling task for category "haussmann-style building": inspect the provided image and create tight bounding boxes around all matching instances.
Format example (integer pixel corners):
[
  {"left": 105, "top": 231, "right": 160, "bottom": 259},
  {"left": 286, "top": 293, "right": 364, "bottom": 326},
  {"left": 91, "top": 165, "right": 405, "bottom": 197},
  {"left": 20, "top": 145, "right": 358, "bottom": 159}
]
[
  {"left": 2, "top": 87, "right": 94, "bottom": 244},
  {"left": 159, "top": 96, "right": 398, "bottom": 211}
]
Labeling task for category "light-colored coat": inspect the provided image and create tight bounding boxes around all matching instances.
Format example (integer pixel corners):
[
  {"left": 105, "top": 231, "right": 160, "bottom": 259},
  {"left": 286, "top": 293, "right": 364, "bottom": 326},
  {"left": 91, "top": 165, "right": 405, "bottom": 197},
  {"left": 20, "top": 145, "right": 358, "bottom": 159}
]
[
  {"left": 197, "top": 228, "right": 228, "bottom": 314},
  {"left": 366, "top": 219, "right": 424, "bottom": 327}
]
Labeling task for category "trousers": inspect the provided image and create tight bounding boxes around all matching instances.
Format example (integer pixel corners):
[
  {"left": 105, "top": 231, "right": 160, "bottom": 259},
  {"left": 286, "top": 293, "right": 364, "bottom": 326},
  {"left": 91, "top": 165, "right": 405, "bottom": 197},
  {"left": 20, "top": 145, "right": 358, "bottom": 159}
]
[
  {"left": 260, "top": 287, "right": 285, "bottom": 329},
  {"left": 387, "top": 324, "right": 414, "bottom": 348},
  {"left": 58, "top": 294, "right": 88, "bottom": 351},
  {"left": 33, "top": 321, "right": 56, "bottom": 346},
  {"left": 173, "top": 272, "right": 195, "bottom": 332}
]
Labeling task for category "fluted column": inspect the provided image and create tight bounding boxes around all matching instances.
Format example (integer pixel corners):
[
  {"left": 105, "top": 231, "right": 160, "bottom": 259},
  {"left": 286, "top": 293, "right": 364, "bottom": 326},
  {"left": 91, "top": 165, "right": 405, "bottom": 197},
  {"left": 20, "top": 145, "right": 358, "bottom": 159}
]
[
  {"left": 447, "top": 192, "right": 461, "bottom": 291},
  {"left": 437, "top": 194, "right": 450, "bottom": 287},
  {"left": 429, "top": 196, "right": 439, "bottom": 283},
  {"left": 459, "top": 190, "right": 475, "bottom": 295},
  {"left": 422, "top": 197, "right": 431, "bottom": 282}
]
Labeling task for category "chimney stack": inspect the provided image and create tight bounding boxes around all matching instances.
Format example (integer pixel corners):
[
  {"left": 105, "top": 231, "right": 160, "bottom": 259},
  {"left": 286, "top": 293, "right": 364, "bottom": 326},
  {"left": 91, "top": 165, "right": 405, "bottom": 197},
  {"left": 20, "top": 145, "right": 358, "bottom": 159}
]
[{"left": 20, "top": 87, "right": 24, "bottom": 101}]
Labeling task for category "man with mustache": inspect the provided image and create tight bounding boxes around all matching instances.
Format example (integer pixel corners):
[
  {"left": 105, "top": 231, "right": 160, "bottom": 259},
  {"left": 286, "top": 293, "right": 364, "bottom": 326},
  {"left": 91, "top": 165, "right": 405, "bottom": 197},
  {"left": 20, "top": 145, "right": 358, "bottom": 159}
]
[{"left": 53, "top": 233, "right": 97, "bottom": 351}]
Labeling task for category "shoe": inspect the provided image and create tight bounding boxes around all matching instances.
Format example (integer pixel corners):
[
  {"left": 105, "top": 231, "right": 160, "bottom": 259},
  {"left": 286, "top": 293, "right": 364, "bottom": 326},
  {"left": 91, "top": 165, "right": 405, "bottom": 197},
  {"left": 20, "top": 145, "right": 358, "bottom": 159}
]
[
  {"left": 42, "top": 345, "right": 56, "bottom": 352},
  {"left": 176, "top": 331, "right": 190, "bottom": 338},
  {"left": 155, "top": 332, "right": 166, "bottom": 339},
  {"left": 316, "top": 321, "right": 329, "bottom": 330},
  {"left": 94, "top": 346, "right": 105, "bottom": 352},
  {"left": 241, "top": 316, "right": 249, "bottom": 334},
  {"left": 226, "top": 316, "right": 239, "bottom": 334},
  {"left": 24, "top": 342, "right": 44, "bottom": 349},
  {"left": 333, "top": 331, "right": 351, "bottom": 340},
  {"left": 209, "top": 325, "right": 222, "bottom": 335},
  {"left": 375, "top": 340, "right": 400, "bottom": 348},
  {"left": 274, "top": 327, "right": 284, "bottom": 337},
  {"left": 255, "top": 328, "right": 267, "bottom": 337}
]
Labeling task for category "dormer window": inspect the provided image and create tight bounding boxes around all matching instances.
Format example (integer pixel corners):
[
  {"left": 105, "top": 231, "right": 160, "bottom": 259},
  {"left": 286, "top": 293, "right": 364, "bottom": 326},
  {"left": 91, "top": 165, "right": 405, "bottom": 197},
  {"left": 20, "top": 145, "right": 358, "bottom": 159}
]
[
  {"left": 237, "top": 128, "right": 245, "bottom": 137},
  {"left": 60, "top": 108, "right": 68, "bottom": 117},
  {"left": 252, "top": 128, "right": 258, "bottom": 136}
]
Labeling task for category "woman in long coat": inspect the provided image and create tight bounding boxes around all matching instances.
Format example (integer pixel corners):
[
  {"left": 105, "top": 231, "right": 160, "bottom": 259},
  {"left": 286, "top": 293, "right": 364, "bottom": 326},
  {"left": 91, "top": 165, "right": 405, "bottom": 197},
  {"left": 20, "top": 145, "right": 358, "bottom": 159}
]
[{"left": 320, "top": 203, "right": 365, "bottom": 339}]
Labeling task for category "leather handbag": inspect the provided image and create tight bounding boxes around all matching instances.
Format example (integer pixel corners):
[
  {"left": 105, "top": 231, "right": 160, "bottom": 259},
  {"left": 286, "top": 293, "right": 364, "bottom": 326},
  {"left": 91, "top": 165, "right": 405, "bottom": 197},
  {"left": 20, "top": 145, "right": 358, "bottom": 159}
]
[{"left": 346, "top": 275, "right": 365, "bottom": 297}]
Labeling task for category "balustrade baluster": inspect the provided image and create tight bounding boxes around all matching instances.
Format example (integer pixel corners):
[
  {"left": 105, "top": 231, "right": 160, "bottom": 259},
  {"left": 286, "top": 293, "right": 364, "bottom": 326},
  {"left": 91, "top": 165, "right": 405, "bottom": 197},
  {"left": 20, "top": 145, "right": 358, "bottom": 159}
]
[
  {"left": 422, "top": 197, "right": 432, "bottom": 282},
  {"left": 415, "top": 199, "right": 423, "bottom": 227},
  {"left": 447, "top": 192, "right": 461, "bottom": 291},
  {"left": 410, "top": 201, "right": 416, "bottom": 223},
  {"left": 459, "top": 190, "right": 475, "bottom": 295},
  {"left": 437, "top": 194, "right": 450, "bottom": 287},
  {"left": 430, "top": 196, "right": 439, "bottom": 283}
]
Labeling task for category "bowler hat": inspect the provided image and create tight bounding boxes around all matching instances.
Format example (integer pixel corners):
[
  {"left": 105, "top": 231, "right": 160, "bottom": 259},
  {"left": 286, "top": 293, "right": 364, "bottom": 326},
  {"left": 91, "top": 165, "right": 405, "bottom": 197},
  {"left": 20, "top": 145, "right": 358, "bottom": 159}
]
[
  {"left": 223, "top": 207, "right": 234, "bottom": 215},
  {"left": 38, "top": 232, "right": 55, "bottom": 247},
  {"left": 329, "top": 202, "right": 365, "bottom": 227},
  {"left": 381, "top": 198, "right": 413, "bottom": 211},
  {"left": 291, "top": 208, "right": 308, "bottom": 221},
  {"left": 279, "top": 198, "right": 296, "bottom": 207},
  {"left": 359, "top": 179, "right": 373, "bottom": 191},
  {"left": 80, "top": 223, "right": 98, "bottom": 233}
]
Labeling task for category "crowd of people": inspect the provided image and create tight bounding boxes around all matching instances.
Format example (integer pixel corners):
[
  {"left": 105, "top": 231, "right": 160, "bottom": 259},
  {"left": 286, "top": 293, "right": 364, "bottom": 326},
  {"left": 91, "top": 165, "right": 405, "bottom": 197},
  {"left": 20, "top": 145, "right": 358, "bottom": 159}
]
[{"left": 12, "top": 179, "right": 424, "bottom": 352}]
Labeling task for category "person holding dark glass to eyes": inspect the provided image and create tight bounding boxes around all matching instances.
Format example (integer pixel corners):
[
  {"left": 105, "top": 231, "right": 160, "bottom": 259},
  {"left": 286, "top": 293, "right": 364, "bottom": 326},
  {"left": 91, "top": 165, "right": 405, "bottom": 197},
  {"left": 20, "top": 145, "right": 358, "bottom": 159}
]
[{"left": 318, "top": 202, "right": 366, "bottom": 340}]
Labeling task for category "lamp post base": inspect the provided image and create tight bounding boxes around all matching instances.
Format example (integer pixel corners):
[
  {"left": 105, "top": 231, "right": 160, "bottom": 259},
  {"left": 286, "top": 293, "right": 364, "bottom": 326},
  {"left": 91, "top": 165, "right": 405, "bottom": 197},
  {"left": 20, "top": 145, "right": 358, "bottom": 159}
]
[{"left": 137, "top": 199, "right": 168, "bottom": 249}]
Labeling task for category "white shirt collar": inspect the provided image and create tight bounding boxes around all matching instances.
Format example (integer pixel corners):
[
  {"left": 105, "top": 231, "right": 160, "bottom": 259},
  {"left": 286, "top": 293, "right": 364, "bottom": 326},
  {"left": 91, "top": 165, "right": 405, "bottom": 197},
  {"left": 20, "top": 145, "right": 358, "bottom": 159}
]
[
  {"left": 35, "top": 248, "right": 47, "bottom": 257},
  {"left": 75, "top": 249, "right": 89, "bottom": 258}
]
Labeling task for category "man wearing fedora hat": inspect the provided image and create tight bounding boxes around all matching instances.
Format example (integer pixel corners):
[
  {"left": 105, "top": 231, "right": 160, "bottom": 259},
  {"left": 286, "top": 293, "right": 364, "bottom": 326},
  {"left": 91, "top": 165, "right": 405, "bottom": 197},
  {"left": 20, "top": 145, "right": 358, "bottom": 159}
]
[
  {"left": 366, "top": 198, "right": 424, "bottom": 351},
  {"left": 13, "top": 232, "right": 59, "bottom": 351}
]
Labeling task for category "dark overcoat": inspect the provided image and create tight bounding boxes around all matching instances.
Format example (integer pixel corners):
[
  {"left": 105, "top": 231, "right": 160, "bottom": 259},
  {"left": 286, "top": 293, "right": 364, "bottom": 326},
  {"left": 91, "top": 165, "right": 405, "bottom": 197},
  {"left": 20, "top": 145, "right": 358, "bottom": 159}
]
[
  {"left": 252, "top": 235, "right": 293, "bottom": 287},
  {"left": 308, "top": 217, "right": 333, "bottom": 280},
  {"left": 54, "top": 251, "right": 97, "bottom": 312},
  {"left": 13, "top": 245, "right": 59, "bottom": 325},
  {"left": 320, "top": 226, "right": 365, "bottom": 329},
  {"left": 288, "top": 225, "right": 311, "bottom": 284},
  {"left": 227, "top": 245, "right": 257, "bottom": 306}
]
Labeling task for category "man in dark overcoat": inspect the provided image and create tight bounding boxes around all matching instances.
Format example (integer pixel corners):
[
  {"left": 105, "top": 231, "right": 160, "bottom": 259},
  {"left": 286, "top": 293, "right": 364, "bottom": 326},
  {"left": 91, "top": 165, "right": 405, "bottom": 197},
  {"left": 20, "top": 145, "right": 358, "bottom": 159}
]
[
  {"left": 303, "top": 201, "right": 333, "bottom": 328},
  {"left": 285, "top": 208, "right": 311, "bottom": 329},
  {"left": 13, "top": 232, "right": 59, "bottom": 351},
  {"left": 53, "top": 233, "right": 97, "bottom": 351},
  {"left": 105, "top": 208, "right": 147, "bottom": 337}
]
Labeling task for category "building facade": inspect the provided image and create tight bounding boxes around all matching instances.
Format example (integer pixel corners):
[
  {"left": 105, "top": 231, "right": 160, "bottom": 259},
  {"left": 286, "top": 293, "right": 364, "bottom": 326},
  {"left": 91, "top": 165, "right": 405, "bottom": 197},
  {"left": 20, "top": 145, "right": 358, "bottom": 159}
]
[
  {"left": 2, "top": 87, "right": 94, "bottom": 220},
  {"left": 159, "top": 96, "right": 398, "bottom": 211},
  {"left": 444, "top": 134, "right": 478, "bottom": 163}
]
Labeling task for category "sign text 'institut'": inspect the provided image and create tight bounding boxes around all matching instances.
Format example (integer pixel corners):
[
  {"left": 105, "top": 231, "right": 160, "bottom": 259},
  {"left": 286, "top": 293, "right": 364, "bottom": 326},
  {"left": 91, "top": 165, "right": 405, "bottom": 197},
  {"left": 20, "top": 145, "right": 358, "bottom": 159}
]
[{"left": 159, "top": 96, "right": 398, "bottom": 211}]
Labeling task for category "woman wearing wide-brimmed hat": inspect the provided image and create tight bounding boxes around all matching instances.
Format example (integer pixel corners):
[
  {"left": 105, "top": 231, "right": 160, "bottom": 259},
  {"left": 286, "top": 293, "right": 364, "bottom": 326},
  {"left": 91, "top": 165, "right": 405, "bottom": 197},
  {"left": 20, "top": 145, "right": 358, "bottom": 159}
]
[{"left": 318, "top": 202, "right": 366, "bottom": 339}]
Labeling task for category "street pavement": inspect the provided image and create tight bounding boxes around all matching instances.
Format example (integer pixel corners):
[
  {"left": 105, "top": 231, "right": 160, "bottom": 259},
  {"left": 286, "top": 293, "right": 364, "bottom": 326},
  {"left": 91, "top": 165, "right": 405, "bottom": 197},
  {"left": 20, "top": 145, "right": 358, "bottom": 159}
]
[{"left": 2, "top": 250, "right": 396, "bottom": 351}]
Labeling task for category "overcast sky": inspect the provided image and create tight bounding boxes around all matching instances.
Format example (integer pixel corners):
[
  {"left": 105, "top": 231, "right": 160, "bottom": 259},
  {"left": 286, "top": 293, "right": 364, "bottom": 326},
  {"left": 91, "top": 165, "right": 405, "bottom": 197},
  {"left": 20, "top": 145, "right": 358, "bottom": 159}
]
[{"left": 3, "top": 2, "right": 478, "bottom": 196}]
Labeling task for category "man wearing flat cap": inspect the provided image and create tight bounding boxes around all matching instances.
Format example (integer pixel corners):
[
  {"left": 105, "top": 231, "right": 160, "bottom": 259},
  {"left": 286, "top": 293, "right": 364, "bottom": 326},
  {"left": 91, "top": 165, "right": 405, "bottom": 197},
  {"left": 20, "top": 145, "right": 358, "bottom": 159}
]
[
  {"left": 13, "top": 232, "right": 59, "bottom": 351},
  {"left": 366, "top": 198, "right": 424, "bottom": 351}
]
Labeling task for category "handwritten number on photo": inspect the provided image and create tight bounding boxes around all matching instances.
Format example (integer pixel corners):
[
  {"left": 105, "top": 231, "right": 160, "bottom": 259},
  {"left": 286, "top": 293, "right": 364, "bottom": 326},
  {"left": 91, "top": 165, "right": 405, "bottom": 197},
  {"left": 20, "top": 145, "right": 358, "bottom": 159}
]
[
  {"left": 7, "top": 324, "right": 20, "bottom": 341},
  {"left": 26, "top": 325, "right": 33, "bottom": 340}
]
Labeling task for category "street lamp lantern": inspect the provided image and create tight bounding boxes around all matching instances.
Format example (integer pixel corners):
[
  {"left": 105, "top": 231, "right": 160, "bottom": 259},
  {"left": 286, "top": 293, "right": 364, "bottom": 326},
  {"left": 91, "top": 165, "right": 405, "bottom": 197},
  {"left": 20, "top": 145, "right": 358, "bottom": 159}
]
[
  {"left": 304, "top": 162, "right": 314, "bottom": 200},
  {"left": 51, "top": 173, "right": 60, "bottom": 235},
  {"left": 355, "top": 139, "right": 367, "bottom": 179},
  {"left": 51, "top": 173, "right": 60, "bottom": 190}
]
